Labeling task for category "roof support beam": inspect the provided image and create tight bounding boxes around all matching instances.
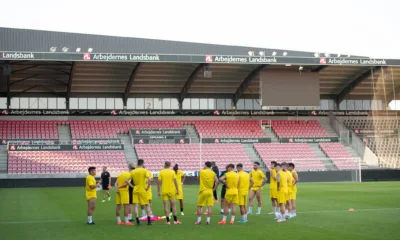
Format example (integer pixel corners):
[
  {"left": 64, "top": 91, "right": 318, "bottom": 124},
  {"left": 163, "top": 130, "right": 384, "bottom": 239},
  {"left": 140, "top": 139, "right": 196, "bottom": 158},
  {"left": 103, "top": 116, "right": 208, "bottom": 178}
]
[
  {"left": 233, "top": 64, "right": 267, "bottom": 105},
  {"left": 179, "top": 64, "right": 205, "bottom": 107},
  {"left": 311, "top": 66, "right": 328, "bottom": 72},
  {"left": 11, "top": 65, "right": 40, "bottom": 74},
  {"left": 3, "top": 61, "right": 11, "bottom": 109},
  {"left": 124, "top": 63, "right": 142, "bottom": 106},
  {"left": 336, "top": 66, "right": 382, "bottom": 105},
  {"left": 66, "top": 62, "right": 77, "bottom": 109}
]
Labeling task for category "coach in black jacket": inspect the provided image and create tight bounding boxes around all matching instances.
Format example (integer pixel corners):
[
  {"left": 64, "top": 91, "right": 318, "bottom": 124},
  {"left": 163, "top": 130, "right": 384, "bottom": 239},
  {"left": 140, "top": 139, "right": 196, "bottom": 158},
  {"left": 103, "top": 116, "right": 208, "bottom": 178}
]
[{"left": 211, "top": 162, "right": 219, "bottom": 201}]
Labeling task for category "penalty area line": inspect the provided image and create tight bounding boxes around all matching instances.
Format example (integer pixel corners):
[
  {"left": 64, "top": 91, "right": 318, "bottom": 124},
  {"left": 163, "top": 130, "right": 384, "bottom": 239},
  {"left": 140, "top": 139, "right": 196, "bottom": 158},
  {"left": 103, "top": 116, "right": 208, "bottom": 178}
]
[{"left": 0, "top": 208, "right": 399, "bottom": 224}]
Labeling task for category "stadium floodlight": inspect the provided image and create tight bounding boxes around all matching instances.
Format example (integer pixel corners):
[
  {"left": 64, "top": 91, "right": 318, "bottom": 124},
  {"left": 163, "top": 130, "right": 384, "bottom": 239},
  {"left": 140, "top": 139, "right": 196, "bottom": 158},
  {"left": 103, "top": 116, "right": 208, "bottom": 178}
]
[
  {"left": 347, "top": 54, "right": 351, "bottom": 57},
  {"left": 325, "top": 53, "right": 330, "bottom": 57},
  {"left": 88, "top": 48, "right": 93, "bottom": 53},
  {"left": 259, "top": 51, "right": 265, "bottom": 56},
  {"left": 62, "top": 47, "right": 69, "bottom": 53},
  {"left": 314, "top": 52, "right": 320, "bottom": 57},
  {"left": 299, "top": 66, "right": 304, "bottom": 71},
  {"left": 272, "top": 51, "right": 277, "bottom": 56},
  {"left": 248, "top": 51, "right": 254, "bottom": 56},
  {"left": 337, "top": 54, "right": 341, "bottom": 57},
  {"left": 283, "top": 52, "right": 288, "bottom": 56},
  {"left": 50, "top": 47, "right": 57, "bottom": 52},
  {"left": 76, "top": 48, "right": 81, "bottom": 53}
]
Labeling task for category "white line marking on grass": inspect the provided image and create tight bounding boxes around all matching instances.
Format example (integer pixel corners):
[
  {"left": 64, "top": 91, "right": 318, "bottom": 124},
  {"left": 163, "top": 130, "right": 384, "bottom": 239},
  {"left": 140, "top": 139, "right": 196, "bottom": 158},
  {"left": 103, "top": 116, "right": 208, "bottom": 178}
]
[{"left": 0, "top": 208, "right": 399, "bottom": 224}]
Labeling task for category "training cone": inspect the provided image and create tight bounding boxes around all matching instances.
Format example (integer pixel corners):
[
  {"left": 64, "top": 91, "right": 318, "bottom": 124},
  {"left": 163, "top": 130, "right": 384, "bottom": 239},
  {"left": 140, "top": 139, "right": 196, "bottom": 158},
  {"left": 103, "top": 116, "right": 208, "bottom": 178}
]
[{"left": 349, "top": 208, "right": 354, "bottom": 212}]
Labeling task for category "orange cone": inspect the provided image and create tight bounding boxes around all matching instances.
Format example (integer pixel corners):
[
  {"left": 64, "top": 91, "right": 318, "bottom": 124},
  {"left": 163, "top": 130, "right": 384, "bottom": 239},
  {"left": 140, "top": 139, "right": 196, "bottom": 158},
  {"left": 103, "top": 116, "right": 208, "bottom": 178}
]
[{"left": 349, "top": 208, "right": 354, "bottom": 212}]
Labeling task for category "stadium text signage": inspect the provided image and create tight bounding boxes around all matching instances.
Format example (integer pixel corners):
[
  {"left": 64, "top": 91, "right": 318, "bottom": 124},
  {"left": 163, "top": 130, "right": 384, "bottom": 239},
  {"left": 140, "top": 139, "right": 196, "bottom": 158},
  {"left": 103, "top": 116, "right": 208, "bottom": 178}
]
[
  {"left": 2, "top": 109, "right": 400, "bottom": 117},
  {"left": 130, "top": 129, "right": 186, "bottom": 136},
  {"left": 132, "top": 138, "right": 150, "bottom": 144},
  {"left": 0, "top": 139, "right": 122, "bottom": 145},
  {"left": 151, "top": 171, "right": 195, "bottom": 178},
  {"left": 1, "top": 51, "right": 400, "bottom": 66},
  {"left": 202, "top": 138, "right": 271, "bottom": 144},
  {"left": 8, "top": 144, "right": 124, "bottom": 151},
  {"left": 280, "top": 137, "right": 339, "bottom": 143},
  {"left": 0, "top": 139, "right": 58, "bottom": 145},
  {"left": 353, "top": 129, "right": 398, "bottom": 135},
  {"left": 72, "top": 139, "right": 122, "bottom": 145},
  {"left": 174, "top": 138, "right": 191, "bottom": 144}
]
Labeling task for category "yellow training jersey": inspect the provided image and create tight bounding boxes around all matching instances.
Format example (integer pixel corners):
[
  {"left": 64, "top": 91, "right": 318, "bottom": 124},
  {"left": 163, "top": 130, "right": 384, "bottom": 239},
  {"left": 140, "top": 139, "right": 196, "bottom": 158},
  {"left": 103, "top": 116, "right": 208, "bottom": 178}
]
[
  {"left": 291, "top": 170, "right": 298, "bottom": 191},
  {"left": 158, "top": 169, "right": 177, "bottom": 194},
  {"left": 277, "top": 170, "right": 288, "bottom": 191},
  {"left": 250, "top": 169, "right": 265, "bottom": 188},
  {"left": 270, "top": 168, "right": 277, "bottom": 190},
  {"left": 199, "top": 169, "right": 215, "bottom": 192},
  {"left": 85, "top": 175, "right": 96, "bottom": 194},
  {"left": 175, "top": 170, "right": 184, "bottom": 186},
  {"left": 286, "top": 170, "right": 293, "bottom": 191},
  {"left": 238, "top": 171, "right": 250, "bottom": 195},
  {"left": 131, "top": 168, "right": 149, "bottom": 193},
  {"left": 225, "top": 171, "right": 239, "bottom": 195},
  {"left": 146, "top": 170, "right": 153, "bottom": 192},
  {"left": 117, "top": 172, "right": 131, "bottom": 191}
]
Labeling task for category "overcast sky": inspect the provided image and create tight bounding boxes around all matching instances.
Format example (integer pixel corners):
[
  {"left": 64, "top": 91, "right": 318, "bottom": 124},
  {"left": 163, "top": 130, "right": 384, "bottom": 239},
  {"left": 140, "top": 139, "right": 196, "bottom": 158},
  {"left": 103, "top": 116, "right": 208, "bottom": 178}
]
[{"left": 0, "top": 0, "right": 399, "bottom": 58}]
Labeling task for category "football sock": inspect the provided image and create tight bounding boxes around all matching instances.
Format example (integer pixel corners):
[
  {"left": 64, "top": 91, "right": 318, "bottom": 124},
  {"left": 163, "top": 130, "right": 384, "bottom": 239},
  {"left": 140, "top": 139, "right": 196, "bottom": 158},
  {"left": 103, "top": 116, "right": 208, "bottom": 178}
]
[
  {"left": 258, "top": 207, "right": 261, "bottom": 213},
  {"left": 117, "top": 216, "right": 121, "bottom": 222},
  {"left": 88, "top": 216, "right": 92, "bottom": 223},
  {"left": 170, "top": 208, "right": 173, "bottom": 213},
  {"left": 228, "top": 209, "right": 231, "bottom": 213},
  {"left": 197, "top": 217, "right": 201, "bottom": 222},
  {"left": 181, "top": 208, "right": 183, "bottom": 212},
  {"left": 248, "top": 207, "right": 253, "bottom": 212},
  {"left": 166, "top": 216, "right": 170, "bottom": 222},
  {"left": 231, "top": 216, "right": 235, "bottom": 222},
  {"left": 125, "top": 217, "right": 129, "bottom": 223},
  {"left": 206, "top": 217, "right": 210, "bottom": 222},
  {"left": 128, "top": 214, "right": 132, "bottom": 219},
  {"left": 245, "top": 214, "right": 248, "bottom": 221},
  {"left": 147, "top": 216, "right": 151, "bottom": 223},
  {"left": 142, "top": 210, "right": 146, "bottom": 216},
  {"left": 222, "top": 216, "right": 227, "bottom": 221},
  {"left": 173, "top": 215, "right": 177, "bottom": 221},
  {"left": 136, "top": 217, "right": 140, "bottom": 224}
]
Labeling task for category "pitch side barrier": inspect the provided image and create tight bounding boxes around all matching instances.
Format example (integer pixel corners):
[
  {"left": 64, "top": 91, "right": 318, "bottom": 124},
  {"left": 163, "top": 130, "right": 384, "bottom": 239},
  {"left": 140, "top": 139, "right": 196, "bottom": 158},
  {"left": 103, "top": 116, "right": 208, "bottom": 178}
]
[{"left": 2, "top": 109, "right": 400, "bottom": 117}]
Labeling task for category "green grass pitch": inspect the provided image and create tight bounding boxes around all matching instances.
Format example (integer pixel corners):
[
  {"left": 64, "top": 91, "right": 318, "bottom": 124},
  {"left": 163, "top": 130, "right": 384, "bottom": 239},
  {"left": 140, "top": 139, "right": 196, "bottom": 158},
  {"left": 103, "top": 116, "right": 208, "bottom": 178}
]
[{"left": 0, "top": 182, "right": 399, "bottom": 240}]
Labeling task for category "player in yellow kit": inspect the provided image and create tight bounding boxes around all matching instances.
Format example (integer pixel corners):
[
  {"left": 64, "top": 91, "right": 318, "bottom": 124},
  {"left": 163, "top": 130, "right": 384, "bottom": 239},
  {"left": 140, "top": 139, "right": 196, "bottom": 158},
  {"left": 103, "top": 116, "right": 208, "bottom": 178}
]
[
  {"left": 170, "top": 164, "right": 185, "bottom": 216},
  {"left": 288, "top": 163, "right": 299, "bottom": 217},
  {"left": 268, "top": 161, "right": 279, "bottom": 216},
  {"left": 158, "top": 161, "right": 181, "bottom": 225},
  {"left": 248, "top": 162, "right": 268, "bottom": 215},
  {"left": 218, "top": 164, "right": 239, "bottom": 225},
  {"left": 283, "top": 163, "right": 293, "bottom": 218},
  {"left": 131, "top": 159, "right": 153, "bottom": 226},
  {"left": 115, "top": 171, "right": 134, "bottom": 225},
  {"left": 276, "top": 164, "right": 289, "bottom": 223},
  {"left": 236, "top": 163, "right": 253, "bottom": 223},
  {"left": 85, "top": 167, "right": 98, "bottom": 225},
  {"left": 195, "top": 161, "right": 218, "bottom": 225},
  {"left": 140, "top": 166, "right": 154, "bottom": 218}
]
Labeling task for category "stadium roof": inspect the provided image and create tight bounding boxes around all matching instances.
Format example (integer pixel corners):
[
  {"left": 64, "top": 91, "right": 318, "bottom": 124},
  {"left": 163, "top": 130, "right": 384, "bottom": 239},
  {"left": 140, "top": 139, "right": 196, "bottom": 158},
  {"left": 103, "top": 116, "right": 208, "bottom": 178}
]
[{"left": 0, "top": 27, "right": 400, "bottom": 107}]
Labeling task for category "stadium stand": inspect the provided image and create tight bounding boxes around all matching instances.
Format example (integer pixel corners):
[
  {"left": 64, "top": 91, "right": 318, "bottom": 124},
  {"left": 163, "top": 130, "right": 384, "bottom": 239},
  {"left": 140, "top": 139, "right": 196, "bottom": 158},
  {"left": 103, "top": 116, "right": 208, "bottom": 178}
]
[
  {"left": 271, "top": 120, "right": 328, "bottom": 138},
  {"left": 0, "top": 120, "right": 59, "bottom": 139},
  {"left": 254, "top": 143, "right": 326, "bottom": 171},
  {"left": 319, "top": 143, "right": 359, "bottom": 170},
  {"left": 7, "top": 150, "right": 127, "bottom": 174},
  {"left": 134, "top": 144, "right": 253, "bottom": 171},
  {"left": 190, "top": 120, "right": 264, "bottom": 138}
]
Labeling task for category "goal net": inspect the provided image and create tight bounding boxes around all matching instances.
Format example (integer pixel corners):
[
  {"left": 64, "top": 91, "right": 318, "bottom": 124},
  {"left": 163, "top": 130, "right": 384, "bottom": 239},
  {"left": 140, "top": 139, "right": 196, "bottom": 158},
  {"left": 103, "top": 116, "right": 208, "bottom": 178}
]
[{"left": 291, "top": 157, "right": 362, "bottom": 182}]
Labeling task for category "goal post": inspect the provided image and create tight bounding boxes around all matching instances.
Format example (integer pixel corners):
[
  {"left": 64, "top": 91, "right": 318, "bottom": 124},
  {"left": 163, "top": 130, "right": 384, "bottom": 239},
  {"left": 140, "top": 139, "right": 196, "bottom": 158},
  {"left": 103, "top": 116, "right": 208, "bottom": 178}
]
[{"left": 291, "top": 157, "right": 362, "bottom": 182}]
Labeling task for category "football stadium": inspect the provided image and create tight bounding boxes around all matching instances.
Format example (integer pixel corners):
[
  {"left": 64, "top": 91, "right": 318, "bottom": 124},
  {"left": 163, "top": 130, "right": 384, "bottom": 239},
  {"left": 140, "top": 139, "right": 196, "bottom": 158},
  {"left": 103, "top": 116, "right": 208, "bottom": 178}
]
[{"left": 0, "top": 27, "right": 400, "bottom": 240}]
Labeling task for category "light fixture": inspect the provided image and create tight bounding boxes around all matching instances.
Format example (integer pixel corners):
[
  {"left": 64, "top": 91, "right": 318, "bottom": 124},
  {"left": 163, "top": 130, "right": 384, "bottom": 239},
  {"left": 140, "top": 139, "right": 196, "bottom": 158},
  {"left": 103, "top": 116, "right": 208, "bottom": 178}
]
[
  {"left": 50, "top": 47, "right": 57, "bottom": 52},
  {"left": 314, "top": 52, "right": 320, "bottom": 57},
  {"left": 324, "top": 53, "right": 330, "bottom": 57},
  {"left": 272, "top": 51, "right": 277, "bottom": 56},
  {"left": 88, "top": 48, "right": 93, "bottom": 53},
  {"left": 347, "top": 54, "right": 351, "bottom": 57},
  {"left": 259, "top": 51, "right": 265, "bottom": 56},
  {"left": 285, "top": 64, "right": 291, "bottom": 66},
  {"left": 76, "top": 48, "right": 81, "bottom": 53},
  {"left": 283, "top": 52, "right": 288, "bottom": 56},
  {"left": 299, "top": 66, "right": 304, "bottom": 71},
  {"left": 337, "top": 54, "right": 341, "bottom": 57},
  {"left": 62, "top": 47, "right": 69, "bottom": 52}
]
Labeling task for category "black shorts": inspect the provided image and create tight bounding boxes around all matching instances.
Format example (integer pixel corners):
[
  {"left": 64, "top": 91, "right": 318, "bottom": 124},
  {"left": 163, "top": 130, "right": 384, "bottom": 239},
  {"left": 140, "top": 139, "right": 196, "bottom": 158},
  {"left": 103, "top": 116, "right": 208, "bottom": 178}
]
[
  {"left": 102, "top": 184, "right": 109, "bottom": 190},
  {"left": 221, "top": 185, "right": 226, "bottom": 199},
  {"left": 129, "top": 187, "right": 133, "bottom": 204}
]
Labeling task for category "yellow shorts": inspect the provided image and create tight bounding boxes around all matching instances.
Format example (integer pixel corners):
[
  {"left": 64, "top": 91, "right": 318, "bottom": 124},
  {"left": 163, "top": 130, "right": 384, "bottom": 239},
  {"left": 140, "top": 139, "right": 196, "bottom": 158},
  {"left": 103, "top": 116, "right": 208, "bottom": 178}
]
[
  {"left": 197, "top": 190, "right": 213, "bottom": 207},
  {"left": 176, "top": 187, "right": 183, "bottom": 200},
  {"left": 162, "top": 192, "right": 176, "bottom": 201},
  {"left": 147, "top": 190, "right": 152, "bottom": 201},
  {"left": 291, "top": 190, "right": 297, "bottom": 200},
  {"left": 225, "top": 194, "right": 238, "bottom": 205},
  {"left": 116, "top": 191, "right": 129, "bottom": 205},
  {"left": 238, "top": 193, "right": 248, "bottom": 206},
  {"left": 287, "top": 190, "right": 293, "bottom": 201},
  {"left": 251, "top": 186, "right": 263, "bottom": 192},
  {"left": 86, "top": 192, "right": 97, "bottom": 201},
  {"left": 270, "top": 189, "right": 278, "bottom": 199},
  {"left": 133, "top": 192, "right": 149, "bottom": 205},
  {"left": 278, "top": 190, "right": 288, "bottom": 204}
]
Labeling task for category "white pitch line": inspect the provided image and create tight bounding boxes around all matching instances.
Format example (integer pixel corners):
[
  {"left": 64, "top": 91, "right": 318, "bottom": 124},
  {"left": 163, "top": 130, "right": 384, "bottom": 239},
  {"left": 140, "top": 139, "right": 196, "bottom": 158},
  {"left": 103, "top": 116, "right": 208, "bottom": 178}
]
[{"left": 0, "top": 208, "right": 399, "bottom": 224}]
